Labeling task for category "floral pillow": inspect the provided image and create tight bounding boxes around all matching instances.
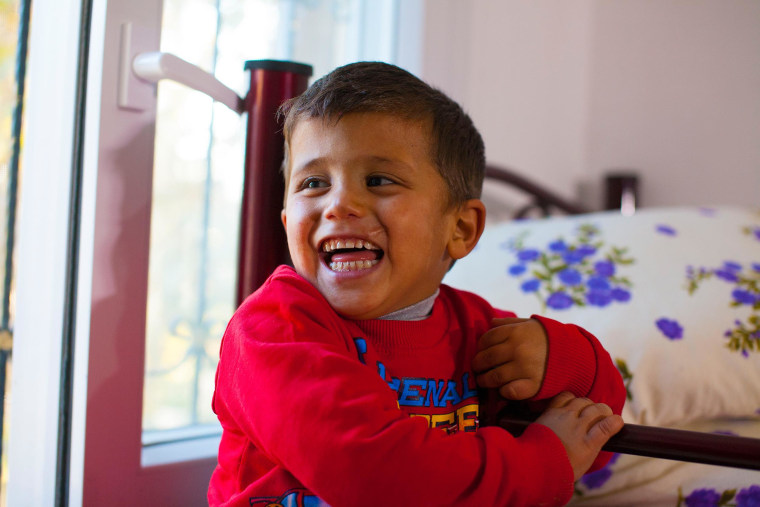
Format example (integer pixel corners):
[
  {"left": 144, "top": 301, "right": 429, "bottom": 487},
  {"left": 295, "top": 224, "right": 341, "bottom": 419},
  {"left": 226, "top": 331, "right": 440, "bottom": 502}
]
[{"left": 444, "top": 206, "right": 760, "bottom": 426}]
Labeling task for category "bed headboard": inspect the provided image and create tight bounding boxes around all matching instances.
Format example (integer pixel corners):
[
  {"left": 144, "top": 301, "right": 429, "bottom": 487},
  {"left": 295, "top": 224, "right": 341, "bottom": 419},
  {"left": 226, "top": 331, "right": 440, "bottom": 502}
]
[{"left": 484, "top": 165, "right": 587, "bottom": 218}]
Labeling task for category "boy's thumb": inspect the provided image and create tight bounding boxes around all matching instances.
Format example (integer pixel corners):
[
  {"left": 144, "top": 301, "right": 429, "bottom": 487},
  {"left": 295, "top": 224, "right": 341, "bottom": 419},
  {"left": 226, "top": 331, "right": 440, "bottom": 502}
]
[{"left": 588, "top": 414, "right": 624, "bottom": 447}]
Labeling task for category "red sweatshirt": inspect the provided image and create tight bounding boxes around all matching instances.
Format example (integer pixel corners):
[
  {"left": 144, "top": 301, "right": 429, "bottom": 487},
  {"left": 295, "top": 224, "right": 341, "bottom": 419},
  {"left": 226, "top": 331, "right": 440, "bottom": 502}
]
[{"left": 209, "top": 266, "right": 624, "bottom": 507}]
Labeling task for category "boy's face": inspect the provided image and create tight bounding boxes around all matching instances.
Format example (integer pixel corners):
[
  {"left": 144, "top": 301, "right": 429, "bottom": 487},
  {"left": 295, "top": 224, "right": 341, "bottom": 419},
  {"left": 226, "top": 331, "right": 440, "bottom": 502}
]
[{"left": 281, "top": 112, "right": 476, "bottom": 320}]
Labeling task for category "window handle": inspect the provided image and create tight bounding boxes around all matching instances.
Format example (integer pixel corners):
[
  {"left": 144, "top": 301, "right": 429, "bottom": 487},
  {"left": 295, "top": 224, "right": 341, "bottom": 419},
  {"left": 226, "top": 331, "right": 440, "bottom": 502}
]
[{"left": 132, "top": 51, "right": 244, "bottom": 114}]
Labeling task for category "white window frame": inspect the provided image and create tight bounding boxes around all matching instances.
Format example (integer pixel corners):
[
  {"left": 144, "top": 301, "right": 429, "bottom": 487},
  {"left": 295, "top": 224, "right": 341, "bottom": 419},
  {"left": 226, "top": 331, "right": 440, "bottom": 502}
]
[
  {"left": 8, "top": 0, "right": 85, "bottom": 503},
  {"left": 9, "top": 0, "right": 216, "bottom": 503}
]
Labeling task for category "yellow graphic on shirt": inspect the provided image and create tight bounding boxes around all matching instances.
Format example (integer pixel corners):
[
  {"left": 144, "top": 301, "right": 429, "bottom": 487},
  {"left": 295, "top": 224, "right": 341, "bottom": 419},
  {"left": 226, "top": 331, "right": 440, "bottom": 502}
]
[{"left": 412, "top": 403, "right": 479, "bottom": 434}]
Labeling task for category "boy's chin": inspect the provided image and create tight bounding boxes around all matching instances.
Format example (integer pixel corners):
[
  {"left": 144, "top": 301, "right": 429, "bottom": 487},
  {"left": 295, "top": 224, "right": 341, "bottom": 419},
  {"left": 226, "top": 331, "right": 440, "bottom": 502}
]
[
  {"left": 322, "top": 290, "right": 389, "bottom": 321},
  {"left": 329, "top": 300, "right": 384, "bottom": 321}
]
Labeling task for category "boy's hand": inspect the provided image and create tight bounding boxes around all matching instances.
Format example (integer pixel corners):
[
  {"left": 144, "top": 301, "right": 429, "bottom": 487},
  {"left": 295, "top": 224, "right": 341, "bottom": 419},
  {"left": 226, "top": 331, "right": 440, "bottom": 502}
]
[
  {"left": 535, "top": 391, "right": 624, "bottom": 481},
  {"left": 472, "top": 318, "right": 548, "bottom": 400}
]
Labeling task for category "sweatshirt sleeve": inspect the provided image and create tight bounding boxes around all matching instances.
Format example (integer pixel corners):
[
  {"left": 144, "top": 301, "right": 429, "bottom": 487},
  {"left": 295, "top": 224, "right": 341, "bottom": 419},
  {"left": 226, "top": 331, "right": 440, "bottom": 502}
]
[
  {"left": 213, "top": 272, "right": 575, "bottom": 507},
  {"left": 529, "top": 314, "right": 626, "bottom": 471}
]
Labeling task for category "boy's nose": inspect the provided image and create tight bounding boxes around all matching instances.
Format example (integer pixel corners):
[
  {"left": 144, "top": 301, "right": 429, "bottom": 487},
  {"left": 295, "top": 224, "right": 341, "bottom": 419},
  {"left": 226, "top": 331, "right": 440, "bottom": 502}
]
[{"left": 324, "top": 184, "right": 366, "bottom": 220}]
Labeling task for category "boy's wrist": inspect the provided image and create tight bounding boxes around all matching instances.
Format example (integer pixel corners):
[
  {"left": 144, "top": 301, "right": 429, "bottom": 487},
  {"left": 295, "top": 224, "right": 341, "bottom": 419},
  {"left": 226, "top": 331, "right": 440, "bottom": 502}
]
[
  {"left": 530, "top": 315, "right": 595, "bottom": 400},
  {"left": 514, "top": 423, "right": 576, "bottom": 505}
]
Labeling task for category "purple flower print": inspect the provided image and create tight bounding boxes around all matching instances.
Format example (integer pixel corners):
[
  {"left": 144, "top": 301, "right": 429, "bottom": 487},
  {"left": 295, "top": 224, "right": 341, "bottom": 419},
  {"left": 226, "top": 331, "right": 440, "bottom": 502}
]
[
  {"left": 587, "top": 276, "right": 611, "bottom": 291},
  {"left": 587, "top": 291, "right": 612, "bottom": 307},
  {"left": 594, "top": 260, "right": 616, "bottom": 277},
  {"left": 580, "top": 467, "right": 612, "bottom": 489},
  {"left": 656, "top": 224, "right": 677, "bottom": 236},
  {"left": 656, "top": 318, "right": 683, "bottom": 340},
  {"left": 753, "top": 227, "right": 760, "bottom": 242},
  {"left": 549, "top": 239, "right": 567, "bottom": 252},
  {"left": 686, "top": 265, "right": 708, "bottom": 280},
  {"left": 723, "top": 261, "right": 742, "bottom": 272},
  {"left": 687, "top": 259, "right": 759, "bottom": 357},
  {"left": 517, "top": 249, "right": 540, "bottom": 262},
  {"left": 505, "top": 223, "right": 633, "bottom": 312},
  {"left": 733, "top": 289, "right": 758, "bottom": 305},
  {"left": 736, "top": 485, "right": 760, "bottom": 507},
  {"left": 558, "top": 268, "right": 583, "bottom": 286},
  {"left": 577, "top": 244, "right": 597, "bottom": 257},
  {"left": 714, "top": 269, "right": 739, "bottom": 283},
  {"left": 521, "top": 279, "right": 540, "bottom": 293},
  {"left": 580, "top": 453, "right": 620, "bottom": 490},
  {"left": 562, "top": 249, "right": 585, "bottom": 265},
  {"left": 684, "top": 488, "right": 721, "bottom": 507},
  {"left": 547, "top": 291, "right": 574, "bottom": 310}
]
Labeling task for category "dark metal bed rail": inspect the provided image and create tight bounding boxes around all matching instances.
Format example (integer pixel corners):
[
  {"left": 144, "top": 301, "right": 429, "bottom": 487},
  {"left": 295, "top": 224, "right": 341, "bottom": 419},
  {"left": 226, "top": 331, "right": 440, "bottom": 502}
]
[
  {"left": 485, "top": 165, "right": 588, "bottom": 218},
  {"left": 499, "top": 416, "right": 760, "bottom": 471}
]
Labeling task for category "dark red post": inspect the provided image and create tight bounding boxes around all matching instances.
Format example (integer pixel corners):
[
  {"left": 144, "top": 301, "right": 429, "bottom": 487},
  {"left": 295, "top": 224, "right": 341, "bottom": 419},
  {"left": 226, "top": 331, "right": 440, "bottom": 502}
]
[{"left": 237, "top": 60, "right": 312, "bottom": 305}]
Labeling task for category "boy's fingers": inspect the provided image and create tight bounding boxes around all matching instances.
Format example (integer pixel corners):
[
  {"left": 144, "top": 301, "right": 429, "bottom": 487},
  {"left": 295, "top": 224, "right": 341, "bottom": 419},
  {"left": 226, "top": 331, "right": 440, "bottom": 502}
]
[
  {"left": 580, "top": 402, "right": 613, "bottom": 419},
  {"left": 578, "top": 403, "right": 614, "bottom": 432},
  {"left": 477, "top": 319, "right": 531, "bottom": 350},
  {"left": 586, "top": 414, "right": 624, "bottom": 447},
  {"left": 547, "top": 391, "right": 577, "bottom": 409},
  {"left": 477, "top": 326, "right": 511, "bottom": 350},
  {"left": 472, "top": 343, "right": 514, "bottom": 372},
  {"left": 497, "top": 378, "right": 539, "bottom": 400},
  {"left": 475, "top": 362, "right": 522, "bottom": 388}
]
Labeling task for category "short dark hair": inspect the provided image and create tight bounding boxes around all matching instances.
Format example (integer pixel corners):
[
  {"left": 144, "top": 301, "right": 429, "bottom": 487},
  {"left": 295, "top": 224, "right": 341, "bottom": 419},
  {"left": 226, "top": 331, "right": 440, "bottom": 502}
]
[{"left": 278, "top": 61, "right": 485, "bottom": 206}]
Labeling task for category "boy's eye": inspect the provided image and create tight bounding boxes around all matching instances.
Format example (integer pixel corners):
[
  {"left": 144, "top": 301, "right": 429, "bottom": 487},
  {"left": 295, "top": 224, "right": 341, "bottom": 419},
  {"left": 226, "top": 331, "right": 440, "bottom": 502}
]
[
  {"left": 366, "top": 175, "right": 394, "bottom": 187},
  {"left": 300, "top": 177, "right": 328, "bottom": 190}
]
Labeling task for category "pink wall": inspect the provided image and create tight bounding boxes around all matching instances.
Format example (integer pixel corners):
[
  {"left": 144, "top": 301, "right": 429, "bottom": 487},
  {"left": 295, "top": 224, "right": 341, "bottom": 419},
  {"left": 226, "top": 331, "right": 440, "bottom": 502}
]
[{"left": 419, "top": 0, "right": 760, "bottom": 209}]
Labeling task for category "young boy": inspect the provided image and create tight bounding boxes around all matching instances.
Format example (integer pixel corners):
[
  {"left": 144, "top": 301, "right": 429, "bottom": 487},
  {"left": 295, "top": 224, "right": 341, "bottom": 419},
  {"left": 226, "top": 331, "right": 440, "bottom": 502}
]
[{"left": 209, "top": 62, "right": 625, "bottom": 507}]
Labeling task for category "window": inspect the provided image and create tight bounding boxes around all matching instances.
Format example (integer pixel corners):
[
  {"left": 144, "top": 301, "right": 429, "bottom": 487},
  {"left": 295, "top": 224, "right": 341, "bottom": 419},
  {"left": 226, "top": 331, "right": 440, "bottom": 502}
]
[
  {"left": 8, "top": 0, "right": 420, "bottom": 503},
  {"left": 143, "top": 0, "right": 403, "bottom": 443}
]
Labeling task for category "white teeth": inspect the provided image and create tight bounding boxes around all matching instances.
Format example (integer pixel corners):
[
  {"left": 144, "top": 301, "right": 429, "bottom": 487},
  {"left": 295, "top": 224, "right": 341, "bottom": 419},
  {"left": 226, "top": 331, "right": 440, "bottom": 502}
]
[
  {"left": 322, "top": 238, "right": 379, "bottom": 252},
  {"left": 329, "top": 259, "right": 380, "bottom": 272}
]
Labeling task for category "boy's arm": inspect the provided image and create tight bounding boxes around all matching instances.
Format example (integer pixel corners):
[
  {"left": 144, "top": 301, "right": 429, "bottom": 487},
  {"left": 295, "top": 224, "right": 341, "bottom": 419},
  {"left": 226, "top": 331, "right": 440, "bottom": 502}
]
[
  {"left": 529, "top": 314, "right": 626, "bottom": 470},
  {"left": 214, "top": 276, "right": 575, "bottom": 507},
  {"left": 530, "top": 315, "right": 624, "bottom": 413}
]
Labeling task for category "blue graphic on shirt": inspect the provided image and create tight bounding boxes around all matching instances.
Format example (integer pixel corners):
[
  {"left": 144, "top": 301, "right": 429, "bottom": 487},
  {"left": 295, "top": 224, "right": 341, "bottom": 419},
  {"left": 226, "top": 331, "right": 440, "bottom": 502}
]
[
  {"left": 353, "top": 337, "right": 368, "bottom": 364},
  {"left": 351, "top": 337, "right": 481, "bottom": 434},
  {"left": 375, "top": 360, "right": 480, "bottom": 434},
  {"left": 375, "top": 362, "right": 477, "bottom": 408},
  {"left": 250, "top": 489, "right": 330, "bottom": 507}
]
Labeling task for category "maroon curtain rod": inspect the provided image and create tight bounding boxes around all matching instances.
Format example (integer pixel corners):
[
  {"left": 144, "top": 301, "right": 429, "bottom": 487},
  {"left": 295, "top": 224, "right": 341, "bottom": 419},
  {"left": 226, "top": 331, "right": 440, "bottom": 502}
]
[{"left": 499, "top": 416, "right": 760, "bottom": 471}]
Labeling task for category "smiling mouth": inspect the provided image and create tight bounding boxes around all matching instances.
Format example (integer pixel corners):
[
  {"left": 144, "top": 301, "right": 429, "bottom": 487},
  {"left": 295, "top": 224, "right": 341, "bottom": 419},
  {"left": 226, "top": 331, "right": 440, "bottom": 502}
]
[{"left": 321, "top": 238, "right": 384, "bottom": 272}]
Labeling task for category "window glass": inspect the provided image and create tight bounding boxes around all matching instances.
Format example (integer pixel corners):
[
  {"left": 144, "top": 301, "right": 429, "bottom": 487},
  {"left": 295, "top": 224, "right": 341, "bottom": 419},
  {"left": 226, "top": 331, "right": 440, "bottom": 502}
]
[{"left": 143, "top": 0, "right": 398, "bottom": 436}]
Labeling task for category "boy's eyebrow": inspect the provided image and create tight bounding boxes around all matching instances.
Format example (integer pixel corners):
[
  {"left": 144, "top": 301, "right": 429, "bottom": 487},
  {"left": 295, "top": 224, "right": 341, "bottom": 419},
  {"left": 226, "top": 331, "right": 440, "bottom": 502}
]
[
  {"left": 290, "top": 156, "right": 328, "bottom": 177},
  {"left": 291, "top": 155, "right": 415, "bottom": 175}
]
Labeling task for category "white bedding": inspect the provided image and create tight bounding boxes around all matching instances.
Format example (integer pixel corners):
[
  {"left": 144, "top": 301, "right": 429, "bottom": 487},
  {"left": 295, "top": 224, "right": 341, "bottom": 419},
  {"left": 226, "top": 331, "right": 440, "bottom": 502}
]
[
  {"left": 570, "top": 417, "right": 760, "bottom": 506},
  {"left": 444, "top": 206, "right": 760, "bottom": 505}
]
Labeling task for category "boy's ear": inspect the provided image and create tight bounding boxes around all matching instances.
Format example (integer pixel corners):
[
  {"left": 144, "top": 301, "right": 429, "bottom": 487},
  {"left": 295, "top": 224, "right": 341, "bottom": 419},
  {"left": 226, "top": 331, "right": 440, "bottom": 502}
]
[
  {"left": 281, "top": 209, "right": 287, "bottom": 229},
  {"left": 447, "top": 198, "right": 486, "bottom": 260}
]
